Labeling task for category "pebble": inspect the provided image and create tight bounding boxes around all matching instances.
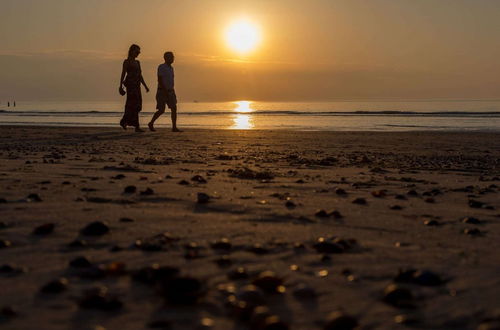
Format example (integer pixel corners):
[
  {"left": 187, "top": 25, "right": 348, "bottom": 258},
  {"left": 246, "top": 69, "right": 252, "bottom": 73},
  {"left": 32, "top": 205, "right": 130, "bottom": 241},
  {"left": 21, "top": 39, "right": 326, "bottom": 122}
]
[
  {"left": 80, "top": 221, "right": 110, "bottom": 236},
  {"left": 140, "top": 188, "right": 155, "bottom": 195},
  {"left": 103, "top": 262, "right": 127, "bottom": 276},
  {"left": 76, "top": 265, "right": 106, "bottom": 279},
  {"left": 285, "top": 200, "right": 296, "bottom": 208},
  {"left": 132, "top": 264, "right": 180, "bottom": 285},
  {"left": 424, "top": 219, "right": 440, "bottom": 226},
  {"left": 395, "top": 194, "right": 407, "bottom": 200},
  {"left": 372, "top": 190, "right": 386, "bottom": 198},
  {"left": 0, "top": 306, "right": 17, "bottom": 320},
  {"left": 214, "top": 255, "right": 233, "bottom": 268},
  {"left": 211, "top": 238, "right": 232, "bottom": 251},
  {"left": 315, "top": 210, "right": 329, "bottom": 218},
  {"left": 123, "top": 185, "right": 137, "bottom": 194},
  {"left": 26, "top": 193, "right": 42, "bottom": 202},
  {"left": 134, "top": 239, "right": 163, "bottom": 251},
  {"left": 110, "top": 245, "right": 124, "bottom": 252},
  {"left": 0, "top": 264, "right": 25, "bottom": 275},
  {"left": 292, "top": 284, "right": 317, "bottom": 299},
  {"left": 67, "top": 239, "right": 88, "bottom": 248},
  {"left": 395, "top": 269, "right": 445, "bottom": 286},
  {"left": 335, "top": 188, "right": 347, "bottom": 195},
  {"left": 383, "top": 284, "right": 414, "bottom": 308},
  {"left": 469, "top": 199, "right": 485, "bottom": 208},
  {"left": 148, "top": 320, "right": 172, "bottom": 329},
  {"left": 134, "top": 232, "right": 178, "bottom": 252},
  {"left": 330, "top": 210, "right": 343, "bottom": 218},
  {"left": 462, "top": 217, "right": 481, "bottom": 224},
  {"left": 227, "top": 267, "right": 249, "bottom": 280},
  {"left": 390, "top": 205, "right": 403, "bottom": 210},
  {"left": 394, "top": 314, "right": 418, "bottom": 325},
  {"left": 324, "top": 311, "right": 358, "bottom": 330},
  {"left": 33, "top": 223, "right": 55, "bottom": 235},
  {"left": 352, "top": 198, "right": 366, "bottom": 205},
  {"left": 321, "top": 255, "right": 332, "bottom": 262},
  {"left": 40, "top": 278, "right": 68, "bottom": 294},
  {"left": 412, "top": 270, "right": 445, "bottom": 286},
  {"left": 0, "top": 240, "right": 12, "bottom": 248},
  {"left": 178, "top": 180, "right": 189, "bottom": 185},
  {"left": 261, "top": 315, "right": 289, "bottom": 330},
  {"left": 252, "top": 271, "right": 285, "bottom": 294},
  {"left": 119, "top": 217, "right": 134, "bottom": 223},
  {"left": 78, "top": 287, "right": 123, "bottom": 310},
  {"left": 313, "top": 238, "right": 344, "bottom": 254},
  {"left": 237, "top": 285, "right": 266, "bottom": 306},
  {"left": 464, "top": 228, "right": 482, "bottom": 236},
  {"left": 197, "top": 192, "right": 210, "bottom": 204},
  {"left": 248, "top": 244, "right": 270, "bottom": 255},
  {"left": 407, "top": 190, "right": 419, "bottom": 196},
  {"left": 69, "top": 256, "right": 92, "bottom": 268},
  {"left": 191, "top": 175, "right": 207, "bottom": 183},
  {"left": 317, "top": 269, "right": 329, "bottom": 277},
  {"left": 250, "top": 306, "right": 272, "bottom": 328},
  {"left": 162, "top": 276, "right": 204, "bottom": 305},
  {"left": 198, "top": 317, "right": 214, "bottom": 329}
]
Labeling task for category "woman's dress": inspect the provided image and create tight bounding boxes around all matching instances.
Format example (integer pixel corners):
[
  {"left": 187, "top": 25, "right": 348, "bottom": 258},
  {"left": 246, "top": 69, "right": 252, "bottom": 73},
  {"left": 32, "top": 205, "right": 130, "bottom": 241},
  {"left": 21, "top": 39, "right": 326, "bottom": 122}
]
[{"left": 120, "top": 60, "right": 142, "bottom": 128}]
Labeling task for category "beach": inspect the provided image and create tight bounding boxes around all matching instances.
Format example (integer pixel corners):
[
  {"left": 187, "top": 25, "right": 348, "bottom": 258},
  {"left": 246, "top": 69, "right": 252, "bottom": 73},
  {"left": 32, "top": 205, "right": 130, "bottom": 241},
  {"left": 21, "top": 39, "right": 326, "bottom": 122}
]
[{"left": 0, "top": 126, "right": 499, "bottom": 330}]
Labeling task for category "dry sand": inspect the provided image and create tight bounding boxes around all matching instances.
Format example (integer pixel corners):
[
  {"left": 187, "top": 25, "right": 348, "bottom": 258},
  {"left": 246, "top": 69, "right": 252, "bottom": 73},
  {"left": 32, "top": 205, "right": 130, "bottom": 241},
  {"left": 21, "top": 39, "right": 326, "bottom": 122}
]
[{"left": 0, "top": 126, "right": 499, "bottom": 330}]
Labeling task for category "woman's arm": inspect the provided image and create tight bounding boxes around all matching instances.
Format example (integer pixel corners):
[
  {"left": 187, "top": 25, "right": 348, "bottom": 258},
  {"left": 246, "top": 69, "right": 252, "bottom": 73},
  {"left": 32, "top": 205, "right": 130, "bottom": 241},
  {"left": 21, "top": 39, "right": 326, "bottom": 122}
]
[
  {"left": 139, "top": 62, "right": 150, "bottom": 92},
  {"left": 119, "top": 60, "right": 127, "bottom": 88}
]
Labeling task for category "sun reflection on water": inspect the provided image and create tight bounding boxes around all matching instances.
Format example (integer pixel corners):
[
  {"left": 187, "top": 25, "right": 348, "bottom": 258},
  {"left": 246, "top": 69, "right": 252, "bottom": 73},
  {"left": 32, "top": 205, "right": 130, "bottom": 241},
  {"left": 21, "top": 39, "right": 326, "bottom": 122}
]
[
  {"left": 234, "top": 101, "right": 253, "bottom": 113},
  {"left": 231, "top": 101, "right": 254, "bottom": 129}
]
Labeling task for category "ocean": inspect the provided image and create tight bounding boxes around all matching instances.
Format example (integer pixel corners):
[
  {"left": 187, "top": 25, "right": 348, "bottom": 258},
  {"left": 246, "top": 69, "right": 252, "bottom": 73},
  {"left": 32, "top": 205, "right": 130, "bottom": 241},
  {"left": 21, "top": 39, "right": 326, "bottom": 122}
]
[{"left": 1, "top": 100, "right": 500, "bottom": 131}]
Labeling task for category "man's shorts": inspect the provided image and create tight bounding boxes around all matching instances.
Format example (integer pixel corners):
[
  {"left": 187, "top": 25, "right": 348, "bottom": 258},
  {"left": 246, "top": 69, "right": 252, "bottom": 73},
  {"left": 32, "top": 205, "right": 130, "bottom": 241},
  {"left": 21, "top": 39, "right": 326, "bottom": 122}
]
[{"left": 156, "top": 89, "right": 177, "bottom": 111}]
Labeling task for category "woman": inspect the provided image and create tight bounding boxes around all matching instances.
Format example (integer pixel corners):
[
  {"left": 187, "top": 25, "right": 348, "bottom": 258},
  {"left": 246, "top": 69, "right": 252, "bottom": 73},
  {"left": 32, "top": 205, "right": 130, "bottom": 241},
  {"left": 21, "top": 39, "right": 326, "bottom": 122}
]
[{"left": 119, "top": 44, "right": 149, "bottom": 132}]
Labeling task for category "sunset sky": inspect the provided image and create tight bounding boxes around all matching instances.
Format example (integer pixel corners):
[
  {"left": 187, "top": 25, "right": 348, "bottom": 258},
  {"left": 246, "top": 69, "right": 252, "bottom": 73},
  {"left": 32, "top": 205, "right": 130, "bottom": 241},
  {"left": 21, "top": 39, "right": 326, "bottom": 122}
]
[{"left": 1, "top": 0, "right": 500, "bottom": 102}]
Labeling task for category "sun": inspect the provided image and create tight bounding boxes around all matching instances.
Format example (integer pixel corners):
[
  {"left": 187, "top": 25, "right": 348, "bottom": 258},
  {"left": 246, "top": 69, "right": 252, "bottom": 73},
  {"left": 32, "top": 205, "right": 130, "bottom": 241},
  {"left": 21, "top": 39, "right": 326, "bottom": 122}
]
[{"left": 225, "top": 19, "right": 261, "bottom": 54}]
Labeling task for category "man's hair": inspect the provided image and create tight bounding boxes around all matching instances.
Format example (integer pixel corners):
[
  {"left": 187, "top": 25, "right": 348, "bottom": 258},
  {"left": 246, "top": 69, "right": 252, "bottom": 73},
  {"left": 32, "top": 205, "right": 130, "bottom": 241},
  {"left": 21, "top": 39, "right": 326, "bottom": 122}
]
[{"left": 164, "top": 51, "right": 174, "bottom": 60}]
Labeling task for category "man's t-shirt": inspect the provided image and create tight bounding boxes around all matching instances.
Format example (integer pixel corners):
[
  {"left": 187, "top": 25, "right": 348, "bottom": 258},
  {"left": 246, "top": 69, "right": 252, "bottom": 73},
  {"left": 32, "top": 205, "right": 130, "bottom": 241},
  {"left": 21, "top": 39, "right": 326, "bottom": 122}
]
[{"left": 158, "top": 64, "right": 174, "bottom": 90}]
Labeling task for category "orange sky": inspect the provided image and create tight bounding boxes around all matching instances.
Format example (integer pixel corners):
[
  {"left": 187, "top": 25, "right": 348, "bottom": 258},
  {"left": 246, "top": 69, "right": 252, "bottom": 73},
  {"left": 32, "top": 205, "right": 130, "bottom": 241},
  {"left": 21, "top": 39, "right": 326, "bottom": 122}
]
[{"left": 1, "top": 0, "right": 500, "bottom": 102}]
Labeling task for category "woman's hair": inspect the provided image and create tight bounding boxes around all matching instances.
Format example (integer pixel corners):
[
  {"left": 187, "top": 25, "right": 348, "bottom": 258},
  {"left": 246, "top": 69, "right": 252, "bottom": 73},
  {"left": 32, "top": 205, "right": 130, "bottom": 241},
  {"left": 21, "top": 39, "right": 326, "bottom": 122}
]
[{"left": 128, "top": 44, "right": 140, "bottom": 58}]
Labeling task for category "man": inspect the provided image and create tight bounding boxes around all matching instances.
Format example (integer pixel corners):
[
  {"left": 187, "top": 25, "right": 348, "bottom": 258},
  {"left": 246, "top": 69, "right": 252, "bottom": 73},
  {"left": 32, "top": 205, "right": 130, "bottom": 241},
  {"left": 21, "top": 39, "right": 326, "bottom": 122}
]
[{"left": 148, "top": 51, "right": 181, "bottom": 132}]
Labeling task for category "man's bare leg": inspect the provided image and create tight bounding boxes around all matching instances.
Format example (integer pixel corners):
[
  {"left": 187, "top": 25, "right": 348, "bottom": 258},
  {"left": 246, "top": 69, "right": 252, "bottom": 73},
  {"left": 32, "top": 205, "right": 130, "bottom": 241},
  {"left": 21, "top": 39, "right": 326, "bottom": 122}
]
[
  {"left": 171, "top": 106, "right": 181, "bottom": 132},
  {"left": 148, "top": 108, "right": 165, "bottom": 131}
]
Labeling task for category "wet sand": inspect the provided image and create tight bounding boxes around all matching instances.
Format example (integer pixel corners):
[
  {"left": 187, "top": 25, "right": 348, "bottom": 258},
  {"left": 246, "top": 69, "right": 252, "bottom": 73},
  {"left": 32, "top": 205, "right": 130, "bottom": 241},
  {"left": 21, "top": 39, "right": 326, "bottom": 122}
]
[{"left": 0, "top": 126, "right": 499, "bottom": 330}]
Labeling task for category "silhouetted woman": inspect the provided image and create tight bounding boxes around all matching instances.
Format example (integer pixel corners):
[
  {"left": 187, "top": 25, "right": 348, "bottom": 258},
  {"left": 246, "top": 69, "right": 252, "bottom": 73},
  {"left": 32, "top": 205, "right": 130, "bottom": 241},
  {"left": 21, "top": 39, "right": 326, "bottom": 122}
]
[{"left": 119, "top": 44, "right": 149, "bottom": 132}]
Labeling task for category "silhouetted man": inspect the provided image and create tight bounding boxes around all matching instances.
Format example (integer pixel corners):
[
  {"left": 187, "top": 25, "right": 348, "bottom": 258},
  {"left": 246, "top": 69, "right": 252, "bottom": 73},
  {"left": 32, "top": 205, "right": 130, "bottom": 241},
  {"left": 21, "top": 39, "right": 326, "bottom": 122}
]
[{"left": 149, "top": 52, "right": 181, "bottom": 132}]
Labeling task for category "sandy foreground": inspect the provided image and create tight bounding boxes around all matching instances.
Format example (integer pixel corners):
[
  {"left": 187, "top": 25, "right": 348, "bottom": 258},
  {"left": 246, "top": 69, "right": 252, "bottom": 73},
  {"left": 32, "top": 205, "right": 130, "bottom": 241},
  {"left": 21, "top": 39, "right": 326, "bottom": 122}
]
[{"left": 0, "top": 126, "right": 499, "bottom": 330}]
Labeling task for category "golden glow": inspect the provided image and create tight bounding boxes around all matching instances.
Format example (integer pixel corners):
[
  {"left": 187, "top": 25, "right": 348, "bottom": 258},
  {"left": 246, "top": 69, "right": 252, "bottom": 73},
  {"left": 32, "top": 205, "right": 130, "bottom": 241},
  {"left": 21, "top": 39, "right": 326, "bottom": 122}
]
[
  {"left": 234, "top": 100, "right": 253, "bottom": 113},
  {"left": 231, "top": 101, "right": 254, "bottom": 129},
  {"left": 231, "top": 114, "right": 254, "bottom": 129},
  {"left": 225, "top": 19, "right": 261, "bottom": 54}
]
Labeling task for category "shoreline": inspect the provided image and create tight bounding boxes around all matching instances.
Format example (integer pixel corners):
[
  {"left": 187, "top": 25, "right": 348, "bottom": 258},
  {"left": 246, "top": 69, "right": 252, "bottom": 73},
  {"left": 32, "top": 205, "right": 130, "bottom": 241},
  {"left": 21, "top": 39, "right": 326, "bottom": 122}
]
[{"left": 1, "top": 124, "right": 500, "bottom": 133}]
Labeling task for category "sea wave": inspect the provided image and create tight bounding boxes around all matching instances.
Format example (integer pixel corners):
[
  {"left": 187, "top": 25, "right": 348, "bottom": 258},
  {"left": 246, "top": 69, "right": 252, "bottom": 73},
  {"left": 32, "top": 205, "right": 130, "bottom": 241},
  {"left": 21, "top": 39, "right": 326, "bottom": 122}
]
[{"left": 1, "top": 109, "right": 500, "bottom": 117}]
